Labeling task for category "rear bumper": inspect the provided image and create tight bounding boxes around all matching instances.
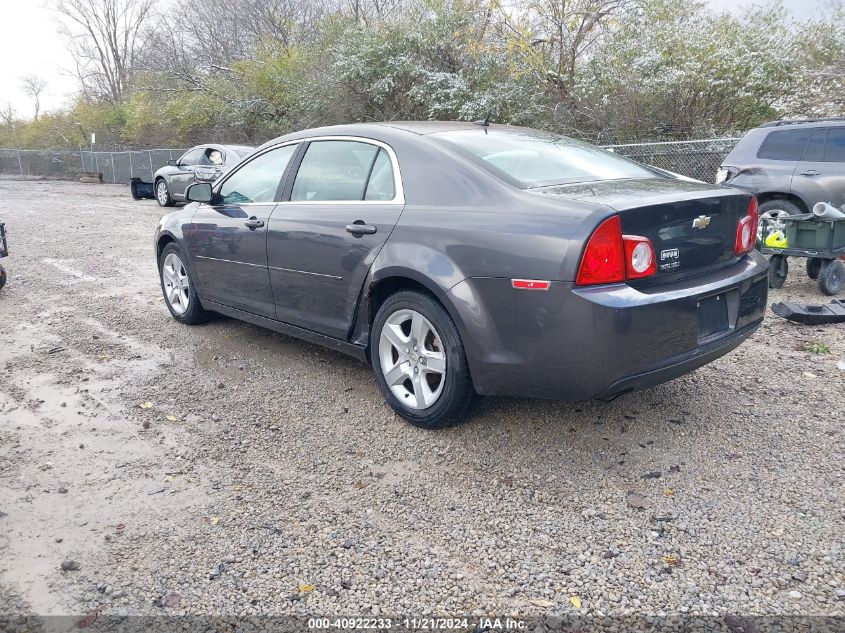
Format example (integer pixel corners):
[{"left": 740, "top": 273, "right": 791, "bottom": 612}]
[
  {"left": 448, "top": 251, "right": 769, "bottom": 400},
  {"left": 593, "top": 322, "right": 755, "bottom": 400}
]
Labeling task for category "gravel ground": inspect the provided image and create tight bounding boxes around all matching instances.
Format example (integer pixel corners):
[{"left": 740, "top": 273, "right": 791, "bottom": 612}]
[{"left": 0, "top": 178, "right": 843, "bottom": 623}]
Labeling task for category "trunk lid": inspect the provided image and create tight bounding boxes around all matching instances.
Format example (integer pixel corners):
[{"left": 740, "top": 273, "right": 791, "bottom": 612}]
[{"left": 533, "top": 178, "right": 751, "bottom": 283}]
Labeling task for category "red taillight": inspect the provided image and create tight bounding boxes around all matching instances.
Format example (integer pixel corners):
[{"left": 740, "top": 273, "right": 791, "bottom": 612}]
[
  {"left": 735, "top": 197, "right": 758, "bottom": 255},
  {"left": 576, "top": 216, "right": 625, "bottom": 285},
  {"left": 576, "top": 216, "right": 656, "bottom": 285}
]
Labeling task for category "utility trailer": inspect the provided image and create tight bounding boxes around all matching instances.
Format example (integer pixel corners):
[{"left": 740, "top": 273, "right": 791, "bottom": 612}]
[{"left": 761, "top": 214, "right": 845, "bottom": 295}]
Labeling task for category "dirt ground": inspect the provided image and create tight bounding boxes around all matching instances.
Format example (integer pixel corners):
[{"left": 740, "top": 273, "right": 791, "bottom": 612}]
[{"left": 0, "top": 177, "right": 843, "bottom": 623}]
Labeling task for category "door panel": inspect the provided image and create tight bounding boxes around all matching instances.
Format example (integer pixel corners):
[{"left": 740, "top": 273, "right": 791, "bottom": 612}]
[
  {"left": 185, "top": 143, "right": 300, "bottom": 317},
  {"left": 267, "top": 203, "right": 403, "bottom": 338},
  {"left": 171, "top": 148, "right": 204, "bottom": 198},
  {"left": 188, "top": 202, "right": 276, "bottom": 317},
  {"left": 794, "top": 128, "right": 845, "bottom": 209},
  {"left": 268, "top": 139, "right": 404, "bottom": 338}
]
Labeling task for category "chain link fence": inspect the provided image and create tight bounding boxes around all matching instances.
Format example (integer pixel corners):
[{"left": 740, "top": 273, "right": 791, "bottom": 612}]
[
  {"left": 0, "top": 138, "right": 743, "bottom": 185},
  {"left": 0, "top": 148, "right": 187, "bottom": 184},
  {"left": 604, "top": 138, "right": 742, "bottom": 183}
]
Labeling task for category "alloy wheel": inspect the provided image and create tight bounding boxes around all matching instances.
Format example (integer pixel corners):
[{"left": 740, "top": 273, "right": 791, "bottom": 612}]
[
  {"left": 758, "top": 209, "right": 790, "bottom": 243},
  {"left": 378, "top": 309, "right": 447, "bottom": 410},
  {"left": 157, "top": 181, "right": 168, "bottom": 205},
  {"left": 161, "top": 252, "right": 190, "bottom": 315}
]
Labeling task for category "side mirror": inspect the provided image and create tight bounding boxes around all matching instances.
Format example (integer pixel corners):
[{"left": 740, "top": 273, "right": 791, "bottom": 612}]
[
  {"left": 167, "top": 159, "right": 177, "bottom": 167},
  {"left": 185, "top": 182, "right": 213, "bottom": 204}
]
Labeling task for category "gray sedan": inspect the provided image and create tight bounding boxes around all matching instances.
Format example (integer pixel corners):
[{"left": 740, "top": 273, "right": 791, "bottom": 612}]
[
  {"left": 154, "top": 122, "right": 768, "bottom": 429},
  {"left": 154, "top": 144, "right": 254, "bottom": 207}
]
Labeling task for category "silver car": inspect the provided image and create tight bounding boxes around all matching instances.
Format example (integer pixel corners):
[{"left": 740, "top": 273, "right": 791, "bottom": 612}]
[
  {"left": 717, "top": 118, "right": 845, "bottom": 226},
  {"left": 154, "top": 144, "right": 254, "bottom": 207}
]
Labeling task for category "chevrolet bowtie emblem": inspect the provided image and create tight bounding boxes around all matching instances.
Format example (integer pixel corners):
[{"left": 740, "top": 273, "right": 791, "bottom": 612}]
[{"left": 692, "top": 215, "right": 712, "bottom": 229}]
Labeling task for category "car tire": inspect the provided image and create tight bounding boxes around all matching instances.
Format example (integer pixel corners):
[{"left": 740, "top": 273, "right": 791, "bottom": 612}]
[
  {"left": 818, "top": 259, "right": 844, "bottom": 296},
  {"left": 159, "top": 243, "right": 208, "bottom": 324},
  {"left": 759, "top": 199, "right": 802, "bottom": 216},
  {"left": 155, "top": 178, "right": 175, "bottom": 207},
  {"left": 806, "top": 257, "right": 822, "bottom": 280},
  {"left": 768, "top": 255, "right": 788, "bottom": 289},
  {"left": 371, "top": 290, "right": 478, "bottom": 429}
]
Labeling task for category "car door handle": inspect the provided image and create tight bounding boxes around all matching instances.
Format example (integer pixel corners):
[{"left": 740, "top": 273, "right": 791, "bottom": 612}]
[
  {"left": 345, "top": 223, "right": 377, "bottom": 236},
  {"left": 244, "top": 217, "right": 265, "bottom": 230},
  {"left": 801, "top": 170, "right": 820, "bottom": 176}
]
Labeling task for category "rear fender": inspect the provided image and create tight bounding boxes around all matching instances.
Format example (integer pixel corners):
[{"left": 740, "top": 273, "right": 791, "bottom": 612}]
[
  {"left": 350, "top": 245, "right": 503, "bottom": 390},
  {"left": 350, "top": 241, "right": 469, "bottom": 350}
]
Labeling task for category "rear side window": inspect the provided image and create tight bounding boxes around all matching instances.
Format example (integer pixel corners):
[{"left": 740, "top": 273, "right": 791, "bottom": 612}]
[
  {"left": 291, "top": 141, "right": 381, "bottom": 202},
  {"left": 825, "top": 129, "right": 845, "bottom": 162},
  {"left": 364, "top": 149, "right": 396, "bottom": 201},
  {"left": 202, "top": 148, "right": 225, "bottom": 166},
  {"left": 218, "top": 144, "right": 297, "bottom": 204},
  {"left": 757, "top": 130, "right": 811, "bottom": 160},
  {"left": 803, "top": 129, "right": 827, "bottom": 161}
]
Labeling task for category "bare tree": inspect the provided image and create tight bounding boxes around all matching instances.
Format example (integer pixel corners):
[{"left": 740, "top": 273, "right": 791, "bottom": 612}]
[
  {"left": 20, "top": 75, "right": 48, "bottom": 119},
  {"left": 496, "top": 0, "right": 635, "bottom": 99},
  {"left": 0, "top": 103, "right": 21, "bottom": 146},
  {"left": 54, "top": 0, "right": 156, "bottom": 103},
  {"left": 0, "top": 103, "right": 15, "bottom": 128}
]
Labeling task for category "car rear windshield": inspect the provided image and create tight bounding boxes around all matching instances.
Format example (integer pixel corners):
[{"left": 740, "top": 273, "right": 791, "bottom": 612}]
[{"left": 430, "top": 129, "right": 655, "bottom": 188}]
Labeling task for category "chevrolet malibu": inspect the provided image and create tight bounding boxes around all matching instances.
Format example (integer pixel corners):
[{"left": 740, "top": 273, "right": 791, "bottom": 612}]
[{"left": 154, "top": 122, "right": 768, "bottom": 429}]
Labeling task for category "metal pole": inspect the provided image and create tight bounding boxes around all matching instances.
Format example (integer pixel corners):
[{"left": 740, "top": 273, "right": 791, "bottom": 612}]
[
  {"left": 16, "top": 150, "right": 23, "bottom": 175},
  {"left": 111, "top": 152, "right": 116, "bottom": 183},
  {"left": 129, "top": 151, "right": 133, "bottom": 179},
  {"left": 148, "top": 151, "right": 154, "bottom": 180},
  {"left": 94, "top": 152, "right": 99, "bottom": 174}
]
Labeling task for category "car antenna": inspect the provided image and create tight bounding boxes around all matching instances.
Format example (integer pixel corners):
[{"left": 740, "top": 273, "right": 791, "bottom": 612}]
[{"left": 472, "top": 114, "right": 491, "bottom": 127}]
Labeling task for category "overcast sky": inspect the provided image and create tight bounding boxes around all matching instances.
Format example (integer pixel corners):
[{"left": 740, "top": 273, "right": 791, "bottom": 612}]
[{"left": 0, "top": 0, "right": 826, "bottom": 119}]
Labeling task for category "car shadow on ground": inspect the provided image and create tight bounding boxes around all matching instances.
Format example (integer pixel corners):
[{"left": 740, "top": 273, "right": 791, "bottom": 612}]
[{"left": 197, "top": 312, "right": 721, "bottom": 446}]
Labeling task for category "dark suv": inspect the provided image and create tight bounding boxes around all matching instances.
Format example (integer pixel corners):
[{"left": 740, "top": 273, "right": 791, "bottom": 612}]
[{"left": 717, "top": 118, "right": 845, "bottom": 227}]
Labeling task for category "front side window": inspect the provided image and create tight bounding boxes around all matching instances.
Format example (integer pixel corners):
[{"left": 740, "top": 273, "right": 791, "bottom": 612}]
[
  {"left": 218, "top": 144, "right": 297, "bottom": 205},
  {"left": 291, "top": 141, "right": 383, "bottom": 202},
  {"left": 179, "top": 148, "right": 204, "bottom": 166},
  {"left": 430, "top": 129, "right": 654, "bottom": 188},
  {"left": 825, "top": 128, "right": 845, "bottom": 162},
  {"left": 757, "top": 130, "right": 811, "bottom": 161}
]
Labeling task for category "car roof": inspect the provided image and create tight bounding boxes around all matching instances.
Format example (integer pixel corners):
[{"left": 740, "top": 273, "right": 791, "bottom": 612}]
[
  {"left": 758, "top": 118, "right": 845, "bottom": 130},
  {"left": 372, "top": 120, "right": 522, "bottom": 135},
  {"left": 256, "top": 121, "right": 536, "bottom": 151},
  {"left": 187, "top": 144, "right": 254, "bottom": 151}
]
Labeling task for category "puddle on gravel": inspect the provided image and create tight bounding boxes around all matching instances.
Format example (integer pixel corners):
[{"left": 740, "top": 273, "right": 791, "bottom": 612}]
[{"left": 0, "top": 313, "right": 205, "bottom": 615}]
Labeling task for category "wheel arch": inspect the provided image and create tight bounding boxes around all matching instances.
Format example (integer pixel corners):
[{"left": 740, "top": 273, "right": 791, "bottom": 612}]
[
  {"left": 156, "top": 232, "right": 176, "bottom": 261},
  {"left": 756, "top": 191, "right": 809, "bottom": 213},
  {"left": 351, "top": 267, "right": 469, "bottom": 356}
]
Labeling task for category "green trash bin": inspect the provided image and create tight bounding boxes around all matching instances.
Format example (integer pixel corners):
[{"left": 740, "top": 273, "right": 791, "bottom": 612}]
[{"left": 784, "top": 214, "right": 845, "bottom": 251}]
